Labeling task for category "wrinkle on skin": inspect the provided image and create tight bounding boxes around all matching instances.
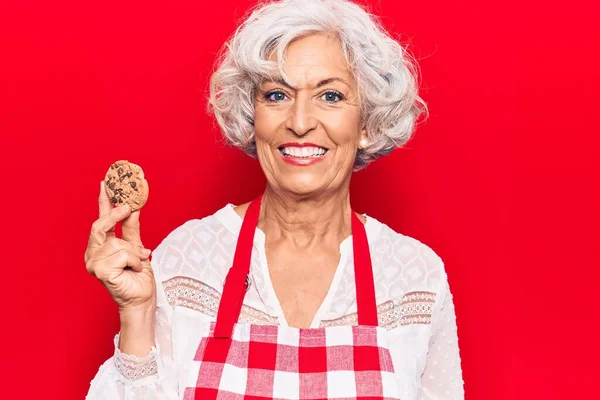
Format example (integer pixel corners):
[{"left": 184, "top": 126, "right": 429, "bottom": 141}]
[
  {"left": 238, "top": 32, "right": 370, "bottom": 328},
  {"left": 252, "top": 32, "right": 367, "bottom": 247}
]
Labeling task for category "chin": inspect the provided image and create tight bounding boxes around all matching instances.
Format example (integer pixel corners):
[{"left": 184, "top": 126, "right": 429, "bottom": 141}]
[{"left": 276, "top": 175, "right": 327, "bottom": 196}]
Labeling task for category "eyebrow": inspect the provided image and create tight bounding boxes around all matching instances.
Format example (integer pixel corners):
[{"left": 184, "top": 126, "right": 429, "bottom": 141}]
[{"left": 266, "top": 77, "right": 350, "bottom": 90}]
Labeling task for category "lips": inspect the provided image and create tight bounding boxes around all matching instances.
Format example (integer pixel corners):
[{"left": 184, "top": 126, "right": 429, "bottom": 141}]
[
  {"left": 278, "top": 142, "right": 328, "bottom": 158},
  {"left": 277, "top": 142, "right": 328, "bottom": 166},
  {"left": 279, "top": 146, "right": 327, "bottom": 158}
]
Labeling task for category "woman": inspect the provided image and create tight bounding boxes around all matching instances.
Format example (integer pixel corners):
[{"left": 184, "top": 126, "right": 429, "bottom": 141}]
[{"left": 85, "top": 0, "right": 464, "bottom": 398}]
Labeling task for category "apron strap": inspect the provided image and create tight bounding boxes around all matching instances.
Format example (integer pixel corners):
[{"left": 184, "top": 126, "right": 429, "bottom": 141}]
[
  {"left": 213, "top": 195, "right": 262, "bottom": 338},
  {"left": 213, "top": 195, "right": 378, "bottom": 339},
  {"left": 351, "top": 211, "right": 378, "bottom": 326}
]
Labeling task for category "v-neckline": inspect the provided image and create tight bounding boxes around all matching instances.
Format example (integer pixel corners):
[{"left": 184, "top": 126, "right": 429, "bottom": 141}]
[
  {"left": 254, "top": 231, "right": 354, "bottom": 328},
  {"left": 219, "top": 203, "right": 373, "bottom": 328}
]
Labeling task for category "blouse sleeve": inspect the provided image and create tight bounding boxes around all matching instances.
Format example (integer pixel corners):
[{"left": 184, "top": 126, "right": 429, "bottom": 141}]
[
  {"left": 85, "top": 245, "right": 179, "bottom": 399},
  {"left": 418, "top": 264, "right": 465, "bottom": 400}
]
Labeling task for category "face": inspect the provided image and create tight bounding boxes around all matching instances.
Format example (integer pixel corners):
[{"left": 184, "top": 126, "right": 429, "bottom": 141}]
[{"left": 253, "top": 33, "right": 367, "bottom": 197}]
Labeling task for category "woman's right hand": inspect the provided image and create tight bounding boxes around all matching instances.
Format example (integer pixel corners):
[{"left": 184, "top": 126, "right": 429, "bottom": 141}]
[{"left": 84, "top": 181, "right": 156, "bottom": 312}]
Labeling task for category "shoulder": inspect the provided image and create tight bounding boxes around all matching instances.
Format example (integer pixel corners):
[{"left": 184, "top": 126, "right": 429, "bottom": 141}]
[
  {"left": 367, "top": 216, "right": 448, "bottom": 300},
  {"left": 150, "top": 204, "right": 239, "bottom": 286}
]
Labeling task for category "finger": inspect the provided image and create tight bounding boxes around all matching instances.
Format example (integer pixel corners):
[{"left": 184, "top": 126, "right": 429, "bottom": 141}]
[
  {"left": 105, "top": 238, "right": 151, "bottom": 260},
  {"left": 122, "top": 209, "right": 143, "bottom": 247},
  {"left": 98, "top": 180, "right": 112, "bottom": 217},
  {"left": 88, "top": 204, "right": 132, "bottom": 248},
  {"left": 118, "top": 249, "right": 144, "bottom": 273},
  {"left": 91, "top": 248, "right": 144, "bottom": 279}
]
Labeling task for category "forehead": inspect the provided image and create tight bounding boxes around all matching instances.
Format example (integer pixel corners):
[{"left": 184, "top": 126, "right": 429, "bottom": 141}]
[{"left": 267, "top": 33, "right": 354, "bottom": 85}]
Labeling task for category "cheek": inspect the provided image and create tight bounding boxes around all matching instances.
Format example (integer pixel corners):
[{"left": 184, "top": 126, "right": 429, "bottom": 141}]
[
  {"left": 253, "top": 107, "right": 279, "bottom": 167},
  {"left": 254, "top": 106, "right": 281, "bottom": 144},
  {"left": 322, "top": 110, "right": 362, "bottom": 145}
]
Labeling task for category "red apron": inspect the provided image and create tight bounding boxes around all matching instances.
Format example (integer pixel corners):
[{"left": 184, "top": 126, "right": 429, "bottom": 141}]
[{"left": 183, "top": 195, "right": 401, "bottom": 399}]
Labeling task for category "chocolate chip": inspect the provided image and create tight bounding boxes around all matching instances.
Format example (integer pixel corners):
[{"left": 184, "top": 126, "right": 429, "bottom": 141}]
[
  {"left": 108, "top": 182, "right": 115, "bottom": 190},
  {"left": 118, "top": 167, "right": 123, "bottom": 175},
  {"left": 130, "top": 181, "right": 136, "bottom": 188},
  {"left": 110, "top": 197, "right": 117, "bottom": 204},
  {"left": 126, "top": 172, "right": 133, "bottom": 178}
]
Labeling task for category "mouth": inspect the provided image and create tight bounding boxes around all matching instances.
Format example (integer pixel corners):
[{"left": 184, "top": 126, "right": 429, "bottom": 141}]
[{"left": 277, "top": 143, "right": 329, "bottom": 166}]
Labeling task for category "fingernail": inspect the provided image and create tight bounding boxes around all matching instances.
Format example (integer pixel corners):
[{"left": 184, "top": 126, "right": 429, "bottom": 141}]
[{"left": 142, "top": 248, "right": 152, "bottom": 256}]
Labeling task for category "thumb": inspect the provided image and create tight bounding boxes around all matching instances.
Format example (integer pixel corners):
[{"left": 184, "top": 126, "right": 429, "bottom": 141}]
[{"left": 122, "top": 209, "right": 143, "bottom": 246}]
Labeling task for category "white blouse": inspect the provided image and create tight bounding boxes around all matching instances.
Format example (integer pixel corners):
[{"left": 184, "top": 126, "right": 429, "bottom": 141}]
[{"left": 86, "top": 204, "right": 465, "bottom": 399}]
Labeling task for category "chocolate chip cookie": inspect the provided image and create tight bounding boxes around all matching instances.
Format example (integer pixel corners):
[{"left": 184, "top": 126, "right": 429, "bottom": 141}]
[{"left": 104, "top": 160, "right": 149, "bottom": 211}]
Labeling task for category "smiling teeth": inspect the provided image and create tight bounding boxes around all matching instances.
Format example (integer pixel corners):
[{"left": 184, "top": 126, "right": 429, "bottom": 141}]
[{"left": 281, "top": 146, "right": 327, "bottom": 158}]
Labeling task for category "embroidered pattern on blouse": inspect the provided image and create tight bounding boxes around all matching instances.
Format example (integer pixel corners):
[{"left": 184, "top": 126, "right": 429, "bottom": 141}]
[
  {"left": 113, "top": 334, "right": 158, "bottom": 381},
  {"left": 163, "top": 277, "right": 434, "bottom": 330},
  {"left": 319, "top": 291, "right": 436, "bottom": 329},
  {"left": 163, "top": 276, "right": 279, "bottom": 325}
]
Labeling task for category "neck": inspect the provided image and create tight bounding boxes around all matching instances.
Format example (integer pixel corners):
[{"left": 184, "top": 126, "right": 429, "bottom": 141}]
[{"left": 259, "top": 185, "right": 353, "bottom": 248}]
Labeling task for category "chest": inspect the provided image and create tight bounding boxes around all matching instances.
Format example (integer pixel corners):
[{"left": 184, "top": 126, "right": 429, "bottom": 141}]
[{"left": 265, "top": 245, "right": 341, "bottom": 328}]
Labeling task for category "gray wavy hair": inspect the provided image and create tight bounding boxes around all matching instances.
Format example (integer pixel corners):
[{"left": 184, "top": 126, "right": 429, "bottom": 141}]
[{"left": 208, "top": 0, "right": 428, "bottom": 169}]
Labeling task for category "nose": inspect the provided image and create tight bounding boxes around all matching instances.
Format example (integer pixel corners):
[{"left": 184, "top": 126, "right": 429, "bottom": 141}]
[{"left": 285, "top": 94, "right": 318, "bottom": 137}]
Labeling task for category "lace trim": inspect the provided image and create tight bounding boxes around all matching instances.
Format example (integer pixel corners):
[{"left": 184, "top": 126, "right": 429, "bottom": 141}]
[
  {"left": 163, "top": 276, "right": 279, "bottom": 325},
  {"left": 164, "top": 277, "right": 435, "bottom": 330},
  {"left": 319, "top": 291, "right": 436, "bottom": 329},
  {"left": 113, "top": 334, "right": 158, "bottom": 381}
]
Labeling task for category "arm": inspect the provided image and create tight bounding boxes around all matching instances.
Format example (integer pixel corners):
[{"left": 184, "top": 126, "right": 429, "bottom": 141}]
[
  {"left": 418, "top": 264, "right": 465, "bottom": 400},
  {"left": 86, "top": 246, "right": 179, "bottom": 399}
]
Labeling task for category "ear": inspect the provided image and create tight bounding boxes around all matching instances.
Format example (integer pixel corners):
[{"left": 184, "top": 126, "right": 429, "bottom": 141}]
[{"left": 358, "top": 128, "right": 368, "bottom": 149}]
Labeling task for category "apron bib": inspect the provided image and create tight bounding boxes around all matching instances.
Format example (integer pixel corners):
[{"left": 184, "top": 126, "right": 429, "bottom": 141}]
[{"left": 183, "top": 195, "right": 401, "bottom": 399}]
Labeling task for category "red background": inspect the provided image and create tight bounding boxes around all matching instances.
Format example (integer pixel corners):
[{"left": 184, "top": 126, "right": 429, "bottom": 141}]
[{"left": 1, "top": 0, "right": 598, "bottom": 398}]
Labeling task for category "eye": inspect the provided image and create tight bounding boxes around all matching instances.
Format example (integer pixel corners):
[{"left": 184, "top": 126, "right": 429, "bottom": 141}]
[
  {"left": 264, "top": 90, "right": 287, "bottom": 102},
  {"left": 321, "top": 90, "right": 344, "bottom": 103}
]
